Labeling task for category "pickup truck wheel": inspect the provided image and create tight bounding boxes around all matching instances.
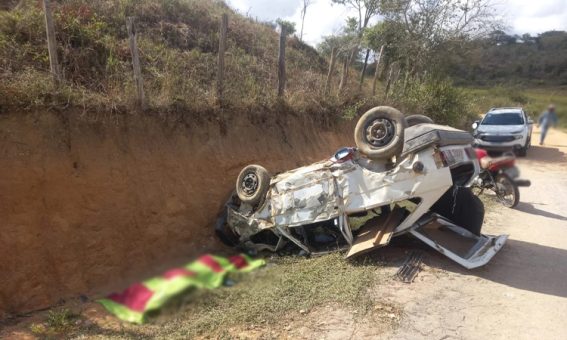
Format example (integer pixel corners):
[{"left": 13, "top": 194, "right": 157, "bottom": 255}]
[
  {"left": 405, "top": 114, "right": 434, "bottom": 127},
  {"left": 517, "top": 138, "right": 529, "bottom": 157},
  {"left": 236, "top": 165, "right": 271, "bottom": 207},
  {"left": 354, "top": 106, "right": 407, "bottom": 160},
  {"left": 430, "top": 187, "right": 484, "bottom": 236}
]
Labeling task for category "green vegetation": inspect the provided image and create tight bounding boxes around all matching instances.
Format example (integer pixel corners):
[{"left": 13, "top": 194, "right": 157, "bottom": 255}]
[
  {"left": 2, "top": 0, "right": 565, "bottom": 128},
  {"left": 0, "top": 0, "right": 500, "bottom": 129},
  {"left": 448, "top": 31, "right": 567, "bottom": 86},
  {"left": 391, "top": 77, "right": 478, "bottom": 127},
  {"left": 29, "top": 308, "right": 78, "bottom": 336},
  {"left": 465, "top": 87, "right": 567, "bottom": 127},
  {"left": 0, "top": 0, "right": 362, "bottom": 118}
]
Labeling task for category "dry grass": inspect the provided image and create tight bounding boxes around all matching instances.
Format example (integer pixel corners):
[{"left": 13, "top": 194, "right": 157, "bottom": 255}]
[{"left": 0, "top": 0, "right": 361, "bottom": 120}]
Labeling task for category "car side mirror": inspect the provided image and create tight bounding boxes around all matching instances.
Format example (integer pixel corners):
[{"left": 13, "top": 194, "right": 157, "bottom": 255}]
[{"left": 472, "top": 121, "right": 479, "bottom": 130}]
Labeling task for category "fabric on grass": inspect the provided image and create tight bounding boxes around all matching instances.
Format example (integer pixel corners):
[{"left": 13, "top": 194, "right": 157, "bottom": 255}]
[{"left": 98, "top": 254, "right": 265, "bottom": 324}]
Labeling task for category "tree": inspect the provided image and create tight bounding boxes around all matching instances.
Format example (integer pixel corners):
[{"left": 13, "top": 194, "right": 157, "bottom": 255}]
[
  {"left": 331, "top": 0, "right": 382, "bottom": 35},
  {"left": 380, "top": 0, "right": 503, "bottom": 76},
  {"left": 276, "top": 18, "right": 296, "bottom": 36},
  {"left": 300, "top": 0, "right": 315, "bottom": 42},
  {"left": 331, "top": 1, "right": 382, "bottom": 93},
  {"left": 318, "top": 21, "right": 359, "bottom": 94}
]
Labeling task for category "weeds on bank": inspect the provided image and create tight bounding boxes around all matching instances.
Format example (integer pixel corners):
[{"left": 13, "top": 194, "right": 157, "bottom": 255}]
[
  {"left": 29, "top": 308, "right": 79, "bottom": 336},
  {"left": 99, "top": 253, "right": 383, "bottom": 338}
]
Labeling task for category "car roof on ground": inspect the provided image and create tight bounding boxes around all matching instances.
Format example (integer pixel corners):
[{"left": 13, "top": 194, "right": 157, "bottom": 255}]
[{"left": 487, "top": 107, "right": 523, "bottom": 114}]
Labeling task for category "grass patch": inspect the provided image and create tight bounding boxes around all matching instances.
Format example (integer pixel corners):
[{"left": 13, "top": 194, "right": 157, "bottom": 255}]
[
  {"left": 158, "top": 253, "right": 380, "bottom": 337},
  {"left": 74, "top": 253, "right": 382, "bottom": 339},
  {"left": 29, "top": 308, "right": 79, "bottom": 336}
]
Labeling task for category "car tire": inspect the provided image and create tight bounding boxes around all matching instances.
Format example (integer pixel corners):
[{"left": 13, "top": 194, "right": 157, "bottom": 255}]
[
  {"left": 236, "top": 165, "right": 271, "bottom": 207},
  {"left": 518, "top": 137, "right": 530, "bottom": 157},
  {"left": 430, "top": 186, "right": 484, "bottom": 236},
  {"left": 354, "top": 106, "right": 407, "bottom": 160},
  {"left": 405, "top": 114, "right": 434, "bottom": 127}
]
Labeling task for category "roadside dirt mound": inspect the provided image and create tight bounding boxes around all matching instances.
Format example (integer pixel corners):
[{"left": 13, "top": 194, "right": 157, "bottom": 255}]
[{"left": 0, "top": 111, "right": 354, "bottom": 317}]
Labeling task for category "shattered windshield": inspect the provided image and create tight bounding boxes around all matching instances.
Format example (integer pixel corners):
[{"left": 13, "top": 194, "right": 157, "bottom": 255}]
[{"left": 481, "top": 113, "right": 524, "bottom": 125}]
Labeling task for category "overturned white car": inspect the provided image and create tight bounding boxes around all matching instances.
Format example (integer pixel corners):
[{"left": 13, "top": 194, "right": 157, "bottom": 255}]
[{"left": 216, "top": 107, "right": 507, "bottom": 269}]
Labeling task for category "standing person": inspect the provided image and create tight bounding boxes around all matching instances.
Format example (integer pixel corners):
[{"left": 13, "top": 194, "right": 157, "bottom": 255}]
[{"left": 538, "top": 104, "right": 558, "bottom": 145}]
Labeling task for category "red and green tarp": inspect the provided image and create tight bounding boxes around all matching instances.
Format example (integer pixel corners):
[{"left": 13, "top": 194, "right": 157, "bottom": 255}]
[{"left": 98, "top": 254, "right": 265, "bottom": 324}]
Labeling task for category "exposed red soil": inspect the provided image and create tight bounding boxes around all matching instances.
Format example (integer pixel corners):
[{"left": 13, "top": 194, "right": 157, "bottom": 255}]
[{"left": 0, "top": 111, "right": 353, "bottom": 317}]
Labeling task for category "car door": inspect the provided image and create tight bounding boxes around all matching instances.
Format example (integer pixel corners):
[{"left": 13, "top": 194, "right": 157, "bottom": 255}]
[{"left": 409, "top": 213, "right": 508, "bottom": 269}]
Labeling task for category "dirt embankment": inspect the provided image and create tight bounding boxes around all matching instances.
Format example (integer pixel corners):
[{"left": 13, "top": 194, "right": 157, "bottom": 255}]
[{"left": 0, "top": 111, "right": 354, "bottom": 317}]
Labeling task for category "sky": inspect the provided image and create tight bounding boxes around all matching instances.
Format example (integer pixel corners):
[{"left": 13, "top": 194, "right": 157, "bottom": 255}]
[{"left": 227, "top": 0, "right": 567, "bottom": 45}]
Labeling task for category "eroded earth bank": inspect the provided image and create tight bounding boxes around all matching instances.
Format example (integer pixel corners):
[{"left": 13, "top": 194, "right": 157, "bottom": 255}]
[{"left": 0, "top": 111, "right": 353, "bottom": 317}]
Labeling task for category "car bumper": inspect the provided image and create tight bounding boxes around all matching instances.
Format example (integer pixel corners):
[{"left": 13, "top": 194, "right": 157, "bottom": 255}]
[{"left": 473, "top": 139, "right": 524, "bottom": 151}]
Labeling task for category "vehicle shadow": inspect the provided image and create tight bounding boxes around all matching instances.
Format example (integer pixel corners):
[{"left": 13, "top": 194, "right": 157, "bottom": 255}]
[
  {"left": 525, "top": 145, "right": 567, "bottom": 164},
  {"left": 383, "top": 238, "right": 567, "bottom": 299},
  {"left": 516, "top": 202, "right": 567, "bottom": 221}
]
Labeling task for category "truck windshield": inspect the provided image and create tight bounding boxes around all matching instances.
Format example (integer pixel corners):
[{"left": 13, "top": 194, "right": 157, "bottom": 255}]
[{"left": 481, "top": 113, "right": 524, "bottom": 125}]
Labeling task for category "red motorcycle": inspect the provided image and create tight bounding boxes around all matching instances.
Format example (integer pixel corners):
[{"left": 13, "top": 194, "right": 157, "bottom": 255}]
[{"left": 471, "top": 149, "right": 531, "bottom": 208}]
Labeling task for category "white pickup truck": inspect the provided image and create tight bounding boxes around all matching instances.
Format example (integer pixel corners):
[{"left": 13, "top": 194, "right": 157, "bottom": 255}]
[{"left": 472, "top": 107, "right": 534, "bottom": 156}]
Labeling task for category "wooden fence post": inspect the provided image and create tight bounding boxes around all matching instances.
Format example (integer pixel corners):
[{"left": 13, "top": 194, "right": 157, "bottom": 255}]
[
  {"left": 216, "top": 13, "right": 228, "bottom": 105},
  {"left": 372, "top": 45, "right": 385, "bottom": 96},
  {"left": 42, "top": 0, "right": 61, "bottom": 86},
  {"left": 277, "top": 25, "right": 287, "bottom": 97},
  {"left": 126, "top": 17, "right": 147, "bottom": 110},
  {"left": 338, "top": 56, "right": 348, "bottom": 94},
  {"left": 324, "top": 47, "right": 337, "bottom": 95},
  {"left": 385, "top": 64, "right": 395, "bottom": 100},
  {"left": 358, "top": 48, "right": 371, "bottom": 90},
  {"left": 339, "top": 45, "right": 357, "bottom": 94}
]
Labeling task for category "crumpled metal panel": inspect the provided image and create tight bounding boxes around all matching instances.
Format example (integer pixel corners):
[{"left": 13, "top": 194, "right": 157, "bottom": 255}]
[{"left": 270, "top": 163, "right": 339, "bottom": 227}]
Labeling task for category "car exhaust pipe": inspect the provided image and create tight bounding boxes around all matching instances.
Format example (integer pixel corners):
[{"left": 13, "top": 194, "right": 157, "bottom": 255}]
[{"left": 515, "top": 179, "right": 531, "bottom": 187}]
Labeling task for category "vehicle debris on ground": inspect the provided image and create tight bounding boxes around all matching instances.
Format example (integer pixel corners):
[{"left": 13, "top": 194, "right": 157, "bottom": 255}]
[{"left": 396, "top": 251, "right": 424, "bottom": 283}]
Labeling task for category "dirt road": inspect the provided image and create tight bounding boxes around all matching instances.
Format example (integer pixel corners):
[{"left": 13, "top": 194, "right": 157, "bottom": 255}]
[{"left": 375, "top": 127, "right": 567, "bottom": 340}]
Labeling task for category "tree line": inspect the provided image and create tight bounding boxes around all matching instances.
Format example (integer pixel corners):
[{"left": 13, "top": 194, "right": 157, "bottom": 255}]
[
  {"left": 309, "top": 0, "right": 502, "bottom": 97},
  {"left": 446, "top": 30, "right": 567, "bottom": 86}
]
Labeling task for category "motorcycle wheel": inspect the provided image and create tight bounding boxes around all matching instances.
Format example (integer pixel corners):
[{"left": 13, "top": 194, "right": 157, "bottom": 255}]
[{"left": 495, "top": 174, "right": 520, "bottom": 208}]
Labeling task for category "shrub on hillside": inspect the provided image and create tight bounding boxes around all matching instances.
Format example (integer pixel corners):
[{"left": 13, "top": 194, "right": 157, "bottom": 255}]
[{"left": 390, "top": 77, "right": 477, "bottom": 128}]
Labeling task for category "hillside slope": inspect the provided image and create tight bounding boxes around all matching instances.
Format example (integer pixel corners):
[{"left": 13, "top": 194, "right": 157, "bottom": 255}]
[{"left": 0, "top": 0, "right": 358, "bottom": 116}]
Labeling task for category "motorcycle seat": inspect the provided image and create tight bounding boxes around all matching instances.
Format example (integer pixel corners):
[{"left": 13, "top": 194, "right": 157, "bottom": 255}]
[{"left": 479, "top": 155, "right": 515, "bottom": 170}]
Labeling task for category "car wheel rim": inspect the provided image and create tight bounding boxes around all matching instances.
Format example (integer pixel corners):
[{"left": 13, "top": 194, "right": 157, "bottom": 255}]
[
  {"left": 242, "top": 172, "right": 259, "bottom": 196},
  {"left": 366, "top": 118, "right": 395, "bottom": 147}
]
